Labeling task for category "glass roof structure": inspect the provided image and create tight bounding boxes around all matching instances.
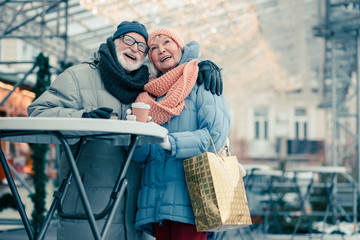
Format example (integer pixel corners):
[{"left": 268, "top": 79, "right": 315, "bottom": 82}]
[
  {"left": 2, "top": 0, "right": 357, "bottom": 103},
  {"left": 0, "top": 1, "right": 325, "bottom": 91}
]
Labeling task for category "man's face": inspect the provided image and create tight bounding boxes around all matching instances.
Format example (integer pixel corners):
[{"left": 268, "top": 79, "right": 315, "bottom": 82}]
[{"left": 114, "top": 32, "right": 147, "bottom": 71}]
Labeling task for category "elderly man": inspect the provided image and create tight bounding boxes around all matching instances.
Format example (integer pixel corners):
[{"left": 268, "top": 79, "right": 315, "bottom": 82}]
[{"left": 27, "top": 21, "right": 222, "bottom": 240}]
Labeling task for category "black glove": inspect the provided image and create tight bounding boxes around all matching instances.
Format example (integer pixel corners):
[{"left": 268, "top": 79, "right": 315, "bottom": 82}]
[
  {"left": 82, "top": 107, "right": 113, "bottom": 119},
  {"left": 197, "top": 60, "right": 223, "bottom": 96}
]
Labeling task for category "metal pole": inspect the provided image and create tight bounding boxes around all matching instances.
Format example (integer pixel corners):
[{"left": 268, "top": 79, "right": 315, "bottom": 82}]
[
  {"left": 41, "top": 0, "right": 46, "bottom": 52},
  {"left": 323, "top": 0, "right": 331, "bottom": 166},
  {"left": 0, "top": 149, "right": 34, "bottom": 240},
  {"left": 3, "top": 1, "right": 62, "bottom": 36},
  {"left": 331, "top": 36, "right": 338, "bottom": 167},
  {"left": 64, "top": 0, "right": 69, "bottom": 62},
  {"left": 7, "top": 162, "right": 34, "bottom": 195},
  {"left": 0, "top": 63, "right": 37, "bottom": 107},
  {"left": 357, "top": 31, "right": 360, "bottom": 192}
]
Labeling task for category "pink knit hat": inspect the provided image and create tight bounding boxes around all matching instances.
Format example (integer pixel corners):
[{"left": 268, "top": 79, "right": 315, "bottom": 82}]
[{"left": 148, "top": 28, "right": 185, "bottom": 50}]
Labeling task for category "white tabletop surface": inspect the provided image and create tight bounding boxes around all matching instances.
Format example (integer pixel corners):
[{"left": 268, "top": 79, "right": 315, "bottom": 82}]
[
  {"left": 0, "top": 117, "right": 168, "bottom": 145},
  {"left": 251, "top": 169, "right": 284, "bottom": 177},
  {"left": 286, "top": 166, "right": 347, "bottom": 174}
]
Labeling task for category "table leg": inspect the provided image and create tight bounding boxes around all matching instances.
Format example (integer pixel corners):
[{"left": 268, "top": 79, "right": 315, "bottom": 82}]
[
  {"left": 37, "top": 137, "right": 87, "bottom": 240},
  {"left": 353, "top": 185, "right": 358, "bottom": 233},
  {"left": 0, "top": 148, "right": 34, "bottom": 240},
  {"left": 263, "top": 176, "right": 271, "bottom": 235},
  {"left": 54, "top": 132, "right": 101, "bottom": 240},
  {"left": 101, "top": 134, "right": 139, "bottom": 239},
  {"left": 244, "top": 171, "right": 255, "bottom": 190},
  {"left": 291, "top": 172, "right": 314, "bottom": 240},
  {"left": 321, "top": 173, "right": 348, "bottom": 240},
  {"left": 7, "top": 162, "right": 34, "bottom": 195},
  {"left": 269, "top": 176, "right": 282, "bottom": 234},
  {"left": 340, "top": 173, "right": 358, "bottom": 233}
]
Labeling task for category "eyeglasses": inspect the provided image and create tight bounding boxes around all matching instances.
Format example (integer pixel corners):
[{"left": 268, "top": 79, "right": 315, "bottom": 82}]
[{"left": 120, "top": 34, "right": 149, "bottom": 53}]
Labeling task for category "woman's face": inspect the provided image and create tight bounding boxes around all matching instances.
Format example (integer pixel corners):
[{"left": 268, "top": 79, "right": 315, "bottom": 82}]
[{"left": 149, "top": 35, "right": 182, "bottom": 74}]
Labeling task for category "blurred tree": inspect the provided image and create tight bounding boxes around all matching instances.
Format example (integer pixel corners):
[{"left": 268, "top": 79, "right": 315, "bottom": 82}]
[{"left": 29, "top": 53, "right": 51, "bottom": 237}]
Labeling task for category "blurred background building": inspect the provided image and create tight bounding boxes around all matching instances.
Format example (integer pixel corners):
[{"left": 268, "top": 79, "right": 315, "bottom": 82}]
[{"left": 0, "top": 0, "right": 360, "bottom": 237}]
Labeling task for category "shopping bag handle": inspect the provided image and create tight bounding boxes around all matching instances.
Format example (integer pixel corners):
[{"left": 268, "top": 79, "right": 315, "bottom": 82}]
[
  {"left": 209, "top": 135, "right": 247, "bottom": 177},
  {"left": 208, "top": 135, "right": 226, "bottom": 162}
]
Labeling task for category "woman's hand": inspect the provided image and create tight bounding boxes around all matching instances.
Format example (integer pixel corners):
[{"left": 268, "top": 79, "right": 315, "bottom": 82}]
[{"left": 160, "top": 135, "right": 171, "bottom": 151}]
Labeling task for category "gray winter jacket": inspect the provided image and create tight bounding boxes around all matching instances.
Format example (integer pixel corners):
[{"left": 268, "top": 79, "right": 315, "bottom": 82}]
[{"left": 27, "top": 62, "right": 146, "bottom": 240}]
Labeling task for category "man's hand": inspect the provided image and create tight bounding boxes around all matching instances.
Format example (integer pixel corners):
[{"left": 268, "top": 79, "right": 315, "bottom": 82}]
[
  {"left": 197, "top": 60, "right": 223, "bottom": 96},
  {"left": 82, "top": 107, "right": 113, "bottom": 119}
]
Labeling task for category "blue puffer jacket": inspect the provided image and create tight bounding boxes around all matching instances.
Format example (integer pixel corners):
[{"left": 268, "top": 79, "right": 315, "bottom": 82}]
[{"left": 132, "top": 54, "right": 230, "bottom": 235}]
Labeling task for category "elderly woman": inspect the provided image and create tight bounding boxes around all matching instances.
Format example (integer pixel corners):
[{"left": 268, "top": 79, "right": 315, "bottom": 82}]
[{"left": 132, "top": 29, "right": 230, "bottom": 240}]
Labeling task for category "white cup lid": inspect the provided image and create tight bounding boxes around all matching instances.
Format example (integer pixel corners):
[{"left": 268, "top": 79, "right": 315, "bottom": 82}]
[{"left": 131, "top": 102, "right": 150, "bottom": 109}]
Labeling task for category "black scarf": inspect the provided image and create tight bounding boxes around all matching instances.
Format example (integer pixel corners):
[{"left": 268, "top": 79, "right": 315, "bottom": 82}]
[{"left": 97, "top": 37, "right": 149, "bottom": 104}]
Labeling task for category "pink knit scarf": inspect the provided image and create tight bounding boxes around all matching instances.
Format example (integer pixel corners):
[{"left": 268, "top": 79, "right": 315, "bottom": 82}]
[{"left": 136, "top": 59, "right": 199, "bottom": 125}]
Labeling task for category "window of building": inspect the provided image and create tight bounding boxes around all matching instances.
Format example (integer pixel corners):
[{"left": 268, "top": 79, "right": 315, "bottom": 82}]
[
  {"left": 254, "top": 107, "right": 268, "bottom": 140},
  {"left": 294, "top": 108, "right": 307, "bottom": 139}
]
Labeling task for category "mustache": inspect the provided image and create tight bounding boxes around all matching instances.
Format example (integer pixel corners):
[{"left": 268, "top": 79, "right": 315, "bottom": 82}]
[{"left": 120, "top": 48, "right": 141, "bottom": 60}]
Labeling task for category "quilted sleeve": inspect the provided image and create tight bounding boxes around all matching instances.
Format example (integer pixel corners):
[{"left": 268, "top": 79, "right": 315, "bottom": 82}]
[
  {"left": 27, "top": 69, "right": 85, "bottom": 118},
  {"left": 169, "top": 84, "right": 231, "bottom": 159}
]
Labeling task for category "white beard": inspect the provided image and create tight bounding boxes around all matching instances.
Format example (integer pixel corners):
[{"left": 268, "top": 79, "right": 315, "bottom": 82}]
[{"left": 117, "top": 49, "right": 143, "bottom": 72}]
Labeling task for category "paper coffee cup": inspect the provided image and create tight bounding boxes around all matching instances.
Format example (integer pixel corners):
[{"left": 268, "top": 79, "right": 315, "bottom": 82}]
[{"left": 131, "top": 102, "right": 150, "bottom": 122}]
